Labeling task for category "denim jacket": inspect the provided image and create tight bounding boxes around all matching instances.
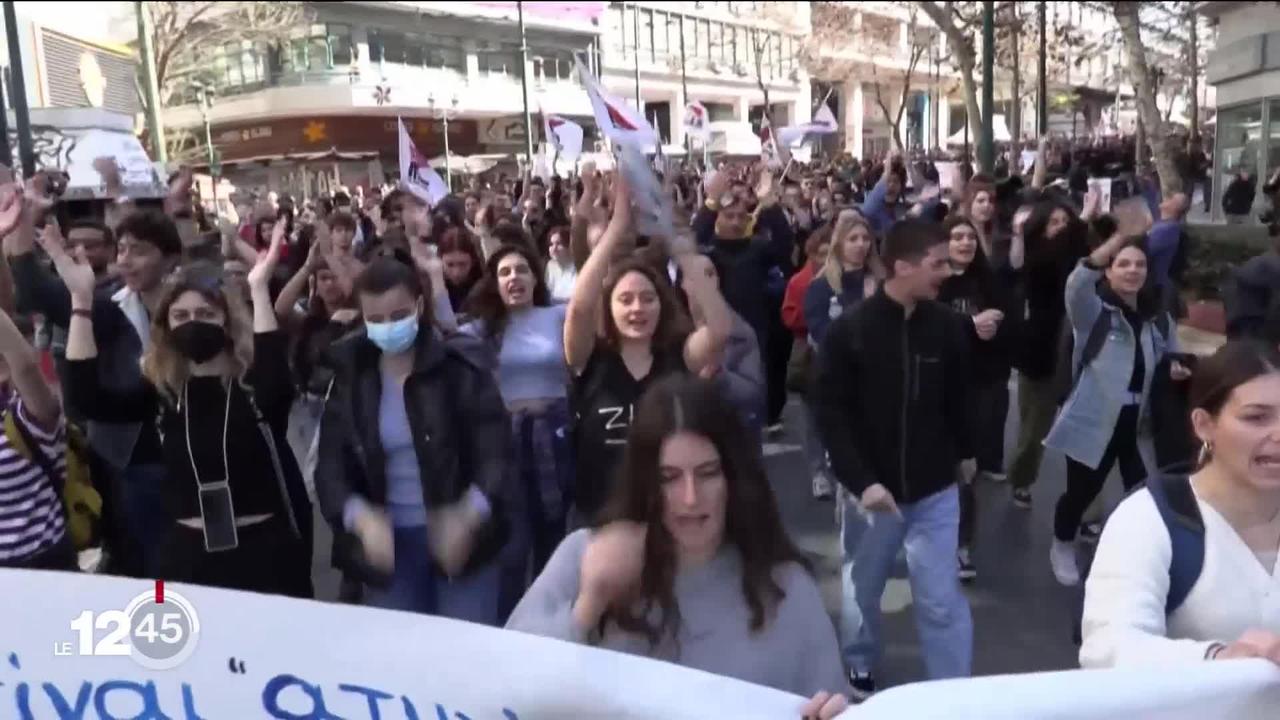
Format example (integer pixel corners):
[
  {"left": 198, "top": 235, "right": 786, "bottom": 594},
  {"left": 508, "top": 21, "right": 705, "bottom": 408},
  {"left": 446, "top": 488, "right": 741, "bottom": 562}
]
[{"left": 1043, "top": 261, "right": 1177, "bottom": 470}]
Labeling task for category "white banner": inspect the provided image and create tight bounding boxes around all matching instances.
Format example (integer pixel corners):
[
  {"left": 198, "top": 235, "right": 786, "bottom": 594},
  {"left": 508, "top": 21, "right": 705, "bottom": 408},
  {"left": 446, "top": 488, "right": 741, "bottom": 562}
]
[
  {"left": 6, "top": 569, "right": 1278, "bottom": 719},
  {"left": 3, "top": 570, "right": 808, "bottom": 719}
]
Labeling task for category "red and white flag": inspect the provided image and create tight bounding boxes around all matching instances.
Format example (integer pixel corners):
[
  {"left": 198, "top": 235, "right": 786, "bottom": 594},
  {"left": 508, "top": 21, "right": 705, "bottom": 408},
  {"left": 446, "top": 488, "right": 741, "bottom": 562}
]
[
  {"left": 683, "top": 101, "right": 710, "bottom": 142},
  {"left": 759, "top": 114, "right": 783, "bottom": 169},
  {"left": 397, "top": 117, "right": 449, "bottom": 206},
  {"left": 542, "top": 111, "right": 584, "bottom": 162},
  {"left": 777, "top": 104, "right": 839, "bottom": 150},
  {"left": 574, "top": 53, "right": 658, "bottom": 148}
]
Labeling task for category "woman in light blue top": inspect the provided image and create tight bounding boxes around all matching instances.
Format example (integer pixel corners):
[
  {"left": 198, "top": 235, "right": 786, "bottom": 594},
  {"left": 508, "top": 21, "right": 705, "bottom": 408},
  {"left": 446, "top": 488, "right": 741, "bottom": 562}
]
[{"left": 464, "top": 242, "right": 573, "bottom": 613}]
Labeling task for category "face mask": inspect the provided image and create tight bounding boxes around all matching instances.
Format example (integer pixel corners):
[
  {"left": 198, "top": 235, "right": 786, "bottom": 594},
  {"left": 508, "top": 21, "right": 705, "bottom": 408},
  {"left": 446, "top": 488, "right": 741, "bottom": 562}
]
[
  {"left": 170, "top": 321, "right": 229, "bottom": 364},
  {"left": 366, "top": 314, "right": 419, "bottom": 354}
]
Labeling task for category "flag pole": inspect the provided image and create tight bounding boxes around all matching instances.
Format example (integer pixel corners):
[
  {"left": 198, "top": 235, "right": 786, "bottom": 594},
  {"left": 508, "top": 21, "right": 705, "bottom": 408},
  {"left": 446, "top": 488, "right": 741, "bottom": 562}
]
[{"left": 518, "top": 1, "right": 535, "bottom": 166}]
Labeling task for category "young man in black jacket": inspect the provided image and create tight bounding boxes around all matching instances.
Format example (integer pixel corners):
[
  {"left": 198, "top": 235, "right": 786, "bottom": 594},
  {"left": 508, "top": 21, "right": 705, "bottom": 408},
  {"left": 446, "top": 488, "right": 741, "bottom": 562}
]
[{"left": 814, "top": 218, "right": 975, "bottom": 698}]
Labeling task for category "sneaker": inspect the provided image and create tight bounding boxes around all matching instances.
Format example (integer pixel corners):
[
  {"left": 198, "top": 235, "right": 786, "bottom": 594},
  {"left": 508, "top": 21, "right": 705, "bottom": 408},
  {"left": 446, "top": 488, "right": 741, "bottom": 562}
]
[
  {"left": 766, "top": 421, "right": 785, "bottom": 436},
  {"left": 1078, "top": 522, "right": 1103, "bottom": 544},
  {"left": 812, "top": 473, "right": 834, "bottom": 501},
  {"left": 982, "top": 471, "right": 1008, "bottom": 483},
  {"left": 1012, "top": 487, "right": 1032, "bottom": 509},
  {"left": 957, "top": 547, "right": 977, "bottom": 582},
  {"left": 1050, "top": 539, "right": 1080, "bottom": 586},
  {"left": 848, "top": 671, "right": 876, "bottom": 702}
]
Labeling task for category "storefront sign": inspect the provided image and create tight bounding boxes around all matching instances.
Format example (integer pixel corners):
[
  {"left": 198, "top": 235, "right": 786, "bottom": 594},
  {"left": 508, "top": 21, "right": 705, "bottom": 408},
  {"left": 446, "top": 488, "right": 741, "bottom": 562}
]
[
  {"left": 209, "top": 116, "right": 479, "bottom": 162},
  {"left": 481, "top": 117, "right": 529, "bottom": 146}
]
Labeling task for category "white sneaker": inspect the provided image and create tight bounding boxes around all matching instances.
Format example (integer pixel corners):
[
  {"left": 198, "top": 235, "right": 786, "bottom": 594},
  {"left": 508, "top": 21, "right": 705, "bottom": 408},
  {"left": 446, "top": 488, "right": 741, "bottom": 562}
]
[
  {"left": 1050, "top": 539, "right": 1080, "bottom": 586},
  {"left": 812, "top": 473, "right": 834, "bottom": 500}
]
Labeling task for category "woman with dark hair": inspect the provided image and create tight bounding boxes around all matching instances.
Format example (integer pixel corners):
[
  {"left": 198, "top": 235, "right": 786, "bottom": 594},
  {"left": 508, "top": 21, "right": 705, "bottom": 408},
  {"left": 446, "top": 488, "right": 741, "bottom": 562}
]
[
  {"left": 1082, "top": 340, "right": 1280, "bottom": 668},
  {"left": 315, "top": 256, "right": 511, "bottom": 623},
  {"left": 462, "top": 243, "right": 571, "bottom": 586},
  {"left": 937, "top": 215, "right": 1017, "bottom": 582},
  {"left": 436, "top": 228, "right": 485, "bottom": 314},
  {"left": 508, "top": 376, "right": 849, "bottom": 716},
  {"left": 1007, "top": 197, "right": 1092, "bottom": 509},
  {"left": 1045, "top": 223, "right": 1190, "bottom": 586},
  {"left": 54, "top": 226, "right": 311, "bottom": 596},
  {"left": 564, "top": 175, "right": 732, "bottom": 526},
  {"left": 544, "top": 225, "right": 576, "bottom": 303}
]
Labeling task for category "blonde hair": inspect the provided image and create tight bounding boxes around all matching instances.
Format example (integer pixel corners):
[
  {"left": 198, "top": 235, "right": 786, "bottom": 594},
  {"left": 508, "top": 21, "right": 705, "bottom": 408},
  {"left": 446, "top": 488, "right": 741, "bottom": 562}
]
[
  {"left": 141, "top": 262, "right": 255, "bottom": 403},
  {"left": 822, "top": 212, "right": 883, "bottom": 295}
]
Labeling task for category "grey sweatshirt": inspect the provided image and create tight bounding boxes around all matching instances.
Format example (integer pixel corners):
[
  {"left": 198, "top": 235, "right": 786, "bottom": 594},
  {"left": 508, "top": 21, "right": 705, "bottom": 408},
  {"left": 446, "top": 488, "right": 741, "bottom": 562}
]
[{"left": 506, "top": 529, "right": 850, "bottom": 698}]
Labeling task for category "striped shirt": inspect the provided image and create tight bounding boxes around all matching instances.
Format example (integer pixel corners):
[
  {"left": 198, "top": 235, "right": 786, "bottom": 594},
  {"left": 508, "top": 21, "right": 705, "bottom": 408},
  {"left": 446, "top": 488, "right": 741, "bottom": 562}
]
[{"left": 0, "top": 395, "right": 66, "bottom": 563}]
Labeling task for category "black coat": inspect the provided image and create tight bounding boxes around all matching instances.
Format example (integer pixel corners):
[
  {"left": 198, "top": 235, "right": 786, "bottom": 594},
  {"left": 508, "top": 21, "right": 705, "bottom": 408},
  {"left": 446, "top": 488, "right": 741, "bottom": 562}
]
[
  {"left": 316, "top": 326, "right": 510, "bottom": 583},
  {"left": 813, "top": 290, "right": 974, "bottom": 504}
]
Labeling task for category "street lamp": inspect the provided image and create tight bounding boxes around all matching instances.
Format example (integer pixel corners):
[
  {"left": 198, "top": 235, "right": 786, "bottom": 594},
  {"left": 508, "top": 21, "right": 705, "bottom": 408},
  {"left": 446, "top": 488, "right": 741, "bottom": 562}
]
[
  {"left": 428, "top": 93, "right": 460, "bottom": 192},
  {"left": 191, "top": 80, "right": 220, "bottom": 206}
]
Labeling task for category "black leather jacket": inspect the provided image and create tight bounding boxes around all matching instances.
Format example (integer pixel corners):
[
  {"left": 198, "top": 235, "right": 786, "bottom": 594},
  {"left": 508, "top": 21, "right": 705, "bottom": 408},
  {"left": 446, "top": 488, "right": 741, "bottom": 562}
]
[{"left": 316, "top": 326, "right": 509, "bottom": 582}]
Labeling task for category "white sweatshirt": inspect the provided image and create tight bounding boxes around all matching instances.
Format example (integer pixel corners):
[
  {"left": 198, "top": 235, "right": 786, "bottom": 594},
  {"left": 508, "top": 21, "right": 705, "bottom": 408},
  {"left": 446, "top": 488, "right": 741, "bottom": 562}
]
[{"left": 1081, "top": 487, "right": 1280, "bottom": 668}]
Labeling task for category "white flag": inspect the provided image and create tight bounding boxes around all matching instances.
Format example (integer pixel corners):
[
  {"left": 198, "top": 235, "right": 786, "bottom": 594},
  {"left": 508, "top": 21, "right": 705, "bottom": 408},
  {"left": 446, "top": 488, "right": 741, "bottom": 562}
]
[
  {"left": 574, "top": 53, "right": 658, "bottom": 147},
  {"left": 398, "top": 118, "right": 449, "bottom": 206},
  {"left": 760, "top": 115, "right": 783, "bottom": 169},
  {"left": 543, "top": 113, "right": 584, "bottom": 162},
  {"left": 683, "top": 101, "right": 711, "bottom": 142},
  {"left": 777, "top": 103, "right": 839, "bottom": 149},
  {"left": 618, "top": 142, "right": 673, "bottom": 240}
]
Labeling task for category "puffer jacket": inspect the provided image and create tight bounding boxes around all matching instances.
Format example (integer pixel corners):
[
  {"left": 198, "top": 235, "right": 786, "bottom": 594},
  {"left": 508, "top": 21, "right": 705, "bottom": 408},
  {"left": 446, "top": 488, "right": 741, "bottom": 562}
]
[{"left": 316, "top": 326, "right": 510, "bottom": 582}]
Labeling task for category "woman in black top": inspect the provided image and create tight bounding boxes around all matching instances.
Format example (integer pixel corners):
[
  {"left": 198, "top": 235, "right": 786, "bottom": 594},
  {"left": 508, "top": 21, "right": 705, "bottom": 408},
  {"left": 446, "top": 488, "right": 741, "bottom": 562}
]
[
  {"left": 937, "top": 215, "right": 1018, "bottom": 581},
  {"left": 274, "top": 237, "right": 361, "bottom": 485},
  {"left": 55, "top": 223, "right": 311, "bottom": 597},
  {"left": 563, "top": 174, "right": 732, "bottom": 526}
]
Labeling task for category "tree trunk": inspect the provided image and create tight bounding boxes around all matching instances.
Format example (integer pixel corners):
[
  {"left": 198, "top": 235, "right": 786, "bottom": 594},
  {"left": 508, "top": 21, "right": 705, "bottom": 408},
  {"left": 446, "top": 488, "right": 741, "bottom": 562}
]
[
  {"left": 1189, "top": 11, "right": 1199, "bottom": 139},
  {"left": 919, "top": 3, "right": 983, "bottom": 156},
  {"left": 1010, "top": 10, "right": 1022, "bottom": 158},
  {"left": 1114, "top": 2, "right": 1181, "bottom": 197}
]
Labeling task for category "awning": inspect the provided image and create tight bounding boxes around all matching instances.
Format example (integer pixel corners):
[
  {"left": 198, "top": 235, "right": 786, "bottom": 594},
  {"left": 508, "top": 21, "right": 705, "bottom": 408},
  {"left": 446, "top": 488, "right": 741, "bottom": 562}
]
[
  {"left": 428, "top": 153, "right": 513, "bottom": 174},
  {"left": 945, "top": 115, "right": 1012, "bottom": 146},
  {"left": 201, "top": 147, "right": 380, "bottom": 168},
  {"left": 707, "top": 122, "right": 762, "bottom": 156}
]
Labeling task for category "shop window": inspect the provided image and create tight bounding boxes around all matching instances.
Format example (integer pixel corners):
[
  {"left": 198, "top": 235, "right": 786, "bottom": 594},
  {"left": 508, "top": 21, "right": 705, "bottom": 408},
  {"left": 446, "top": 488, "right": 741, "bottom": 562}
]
[{"left": 1214, "top": 103, "right": 1264, "bottom": 217}]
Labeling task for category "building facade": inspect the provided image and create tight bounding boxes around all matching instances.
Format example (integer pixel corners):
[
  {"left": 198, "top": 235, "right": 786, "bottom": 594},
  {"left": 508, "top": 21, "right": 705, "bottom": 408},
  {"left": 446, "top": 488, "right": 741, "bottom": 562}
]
[
  {"left": 1201, "top": 0, "right": 1280, "bottom": 222},
  {"left": 160, "top": 1, "right": 811, "bottom": 198}
]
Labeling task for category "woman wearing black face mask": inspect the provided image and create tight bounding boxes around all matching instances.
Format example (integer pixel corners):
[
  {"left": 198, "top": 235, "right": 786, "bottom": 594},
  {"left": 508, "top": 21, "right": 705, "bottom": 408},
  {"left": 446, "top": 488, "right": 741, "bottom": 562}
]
[{"left": 53, "top": 223, "right": 312, "bottom": 597}]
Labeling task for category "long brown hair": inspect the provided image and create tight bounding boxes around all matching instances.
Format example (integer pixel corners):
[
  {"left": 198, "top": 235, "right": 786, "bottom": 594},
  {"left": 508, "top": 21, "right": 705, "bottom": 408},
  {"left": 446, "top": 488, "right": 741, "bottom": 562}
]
[
  {"left": 142, "top": 262, "right": 254, "bottom": 403},
  {"left": 600, "top": 259, "right": 690, "bottom": 353},
  {"left": 600, "top": 376, "right": 809, "bottom": 649}
]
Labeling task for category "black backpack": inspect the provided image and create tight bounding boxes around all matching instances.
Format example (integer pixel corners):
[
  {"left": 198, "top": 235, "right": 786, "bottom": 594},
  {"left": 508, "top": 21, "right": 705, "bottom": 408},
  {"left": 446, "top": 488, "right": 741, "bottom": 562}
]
[{"left": 1052, "top": 310, "right": 1171, "bottom": 404}]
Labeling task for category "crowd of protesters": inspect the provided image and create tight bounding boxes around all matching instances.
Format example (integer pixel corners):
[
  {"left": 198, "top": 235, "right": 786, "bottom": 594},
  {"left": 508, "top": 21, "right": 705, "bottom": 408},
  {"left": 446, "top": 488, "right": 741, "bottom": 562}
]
[{"left": 1, "top": 121, "right": 1279, "bottom": 713}]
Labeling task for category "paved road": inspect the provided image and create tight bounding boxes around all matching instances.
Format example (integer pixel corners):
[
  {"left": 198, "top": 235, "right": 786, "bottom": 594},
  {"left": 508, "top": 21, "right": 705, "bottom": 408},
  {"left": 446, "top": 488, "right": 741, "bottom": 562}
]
[{"left": 308, "top": 377, "right": 1123, "bottom": 686}]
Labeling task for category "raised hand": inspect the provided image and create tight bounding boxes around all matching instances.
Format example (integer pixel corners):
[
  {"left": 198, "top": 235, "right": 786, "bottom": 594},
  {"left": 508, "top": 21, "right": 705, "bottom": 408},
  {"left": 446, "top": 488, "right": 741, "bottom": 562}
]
[
  {"left": 164, "top": 167, "right": 193, "bottom": 217},
  {"left": 93, "top": 156, "right": 123, "bottom": 196},
  {"left": 574, "top": 521, "right": 647, "bottom": 629},
  {"left": 247, "top": 218, "right": 286, "bottom": 291},
  {"left": 0, "top": 183, "right": 25, "bottom": 238},
  {"left": 40, "top": 220, "right": 95, "bottom": 303}
]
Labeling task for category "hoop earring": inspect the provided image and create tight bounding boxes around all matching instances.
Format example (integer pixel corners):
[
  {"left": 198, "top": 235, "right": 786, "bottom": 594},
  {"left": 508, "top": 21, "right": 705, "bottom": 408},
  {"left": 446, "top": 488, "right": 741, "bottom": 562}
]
[{"left": 1197, "top": 440, "right": 1214, "bottom": 467}]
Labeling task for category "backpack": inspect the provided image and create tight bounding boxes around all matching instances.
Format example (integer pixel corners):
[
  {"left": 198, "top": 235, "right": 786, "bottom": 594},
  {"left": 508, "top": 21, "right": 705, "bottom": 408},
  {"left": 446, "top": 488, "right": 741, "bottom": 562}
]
[
  {"left": 1145, "top": 474, "right": 1205, "bottom": 615},
  {"left": 4, "top": 413, "right": 101, "bottom": 551},
  {"left": 1052, "top": 309, "right": 1171, "bottom": 404},
  {"left": 1072, "top": 473, "right": 1204, "bottom": 645}
]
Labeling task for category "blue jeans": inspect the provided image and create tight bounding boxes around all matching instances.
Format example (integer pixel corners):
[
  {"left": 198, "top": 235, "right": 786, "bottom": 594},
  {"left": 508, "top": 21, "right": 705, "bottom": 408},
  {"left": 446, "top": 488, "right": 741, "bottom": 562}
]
[
  {"left": 838, "top": 488, "right": 866, "bottom": 664},
  {"left": 846, "top": 485, "right": 972, "bottom": 679},
  {"left": 365, "top": 525, "right": 502, "bottom": 626}
]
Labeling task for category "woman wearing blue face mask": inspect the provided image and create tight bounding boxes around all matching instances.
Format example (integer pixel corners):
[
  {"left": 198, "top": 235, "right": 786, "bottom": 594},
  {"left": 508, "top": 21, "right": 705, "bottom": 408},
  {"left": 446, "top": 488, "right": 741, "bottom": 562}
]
[{"left": 314, "top": 256, "right": 512, "bottom": 622}]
